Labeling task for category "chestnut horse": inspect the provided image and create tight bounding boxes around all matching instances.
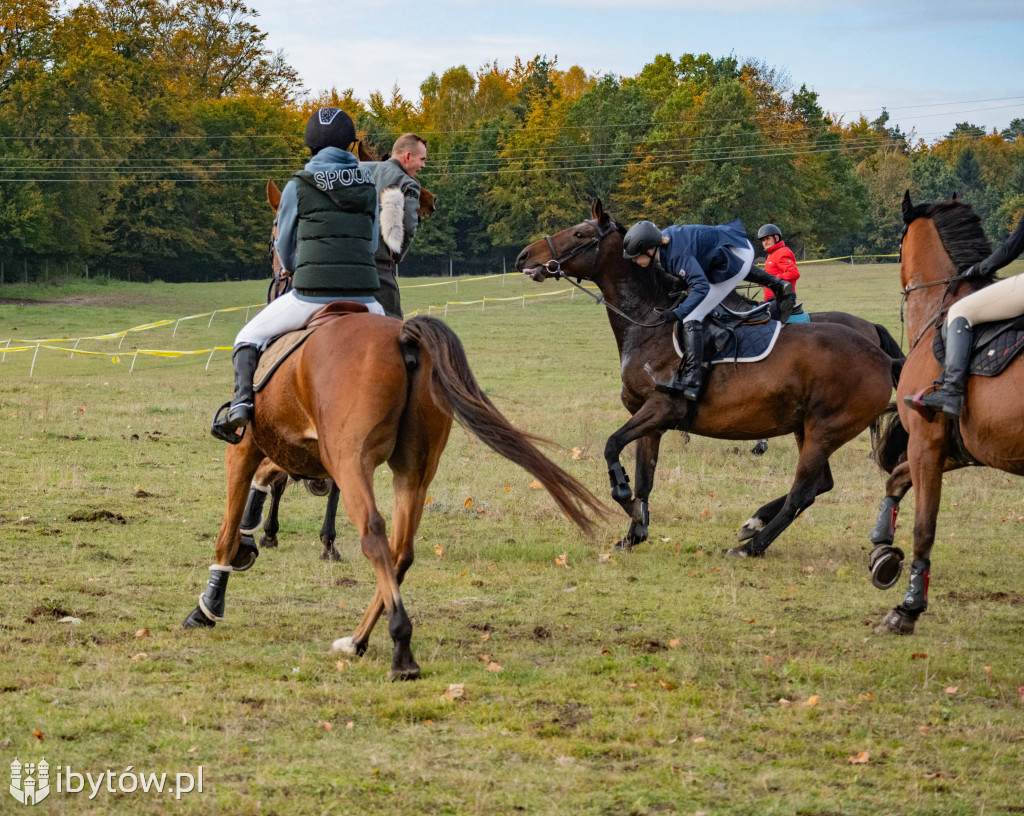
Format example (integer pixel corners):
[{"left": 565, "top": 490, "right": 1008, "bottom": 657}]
[
  {"left": 869, "top": 193, "right": 1024, "bottom": 635},
  {"left": 516, "top": 200, "right": 899, "bottom": 556},
  {"left": 184, "top": 311, "right": 607, "bottom": 680}
]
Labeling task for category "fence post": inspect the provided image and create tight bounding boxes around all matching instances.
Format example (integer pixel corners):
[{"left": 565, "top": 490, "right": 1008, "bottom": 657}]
[
  {"left": 85, "top": 263, "right": 89, "bottom": 280},
  {"left": 23, "top": 258, "right": 27, "bottom": 284},
  {"left": 1, "top": 260, "right": 4, "bottom": 285}
]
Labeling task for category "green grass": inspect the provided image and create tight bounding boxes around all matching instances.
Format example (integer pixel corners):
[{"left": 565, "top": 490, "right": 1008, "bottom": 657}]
[{"left": 1, "top": 265, "right": 1023, "bottom": 815}]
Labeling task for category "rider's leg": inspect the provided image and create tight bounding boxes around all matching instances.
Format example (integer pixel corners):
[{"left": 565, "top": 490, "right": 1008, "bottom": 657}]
[{"left": 915, "top": 316, "right": 972, "bottom": 418}]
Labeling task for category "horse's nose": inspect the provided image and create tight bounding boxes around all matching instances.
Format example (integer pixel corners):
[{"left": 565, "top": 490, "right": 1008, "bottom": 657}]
[{"left": 514, "top": 247, "right": 530, "bottom": 271}]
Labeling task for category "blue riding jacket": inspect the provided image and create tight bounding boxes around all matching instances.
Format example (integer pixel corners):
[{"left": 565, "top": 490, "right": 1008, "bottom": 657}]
[{"left": 660, "top": 219, "right": 751, "bottom": 319}]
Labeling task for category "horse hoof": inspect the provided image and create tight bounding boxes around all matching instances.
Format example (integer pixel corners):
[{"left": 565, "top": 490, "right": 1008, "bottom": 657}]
[
  {"left": 869, "top": 546, "right": 905, "bottom": 590},
  {"left": 258, "top": 534, "right": 278, "bottom": 549},
  {"left": 610, "top": 539, "right": 633, "bottom": 553},
  {"left": 388, "top": 665, "right": 421, "bottom": 682},
  {"left": 182, "top": 605, "right": 216, "bottom": 629},
  {"left": 331, "top": 637, "right": 360, "bottom": 656},
  {"left": 874, "top": 607, "right": 916, "bottom": 636},
  {"left": 737, "top": 517, "right": 764, "bottom": 542},
  {"left": 304, "top": 478, "right": 331, "bottom": 497},
  {"left": 724, "top": 543, "right": 762, "bottom": 558},
  {"left": 320, "top": 544, "right": 341, "bottom": 562},
  {"left": 750, "top": 440, "right": 768, "bottom": 456},
  {"left": 230, "top": 541, "right": 259, "bottom": 572}
]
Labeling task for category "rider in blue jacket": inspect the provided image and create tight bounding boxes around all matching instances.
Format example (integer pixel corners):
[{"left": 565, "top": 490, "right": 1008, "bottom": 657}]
[{"left": 622, "top": 219, "right": 793, "bottom": 399}]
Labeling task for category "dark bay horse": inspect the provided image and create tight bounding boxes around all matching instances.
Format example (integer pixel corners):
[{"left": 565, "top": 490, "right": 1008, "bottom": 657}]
[
  {"left": 183, "top": 312, "right": 608, "bottom": 680},
  {"left": 250, "top": 177, "right": 437, "bottom": 563},
  {"left": 516, "top": 200, "right": 899, "bottom": 556},
  {"left": 869, "top": 193, "right": 1024, "bottom": 635}
]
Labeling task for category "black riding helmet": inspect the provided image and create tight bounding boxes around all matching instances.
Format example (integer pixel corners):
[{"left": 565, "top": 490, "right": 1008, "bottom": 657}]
[
  {"left": 757, "top": 223, "right": 782, "bottom": 241},
  {"left": 623, "top": 220, "right": 663, "bottom": 259},
  {"left": 304, "top": 107, "right": 357, "bottom": 155}
]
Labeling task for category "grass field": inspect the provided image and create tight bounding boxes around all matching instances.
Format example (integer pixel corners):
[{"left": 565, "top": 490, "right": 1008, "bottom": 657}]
[{"left": 1, "top": 263, "right": 1022, "bottom": 815}]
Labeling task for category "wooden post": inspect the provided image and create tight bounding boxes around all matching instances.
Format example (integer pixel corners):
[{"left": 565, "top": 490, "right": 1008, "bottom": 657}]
[{"left": 23, "top": 258, "right": 28, "bottom": 284}]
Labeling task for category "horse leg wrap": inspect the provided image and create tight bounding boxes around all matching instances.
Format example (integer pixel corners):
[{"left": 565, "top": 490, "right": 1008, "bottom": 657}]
[
  {"left": 197, "top": 565, "right": 231, "bottom": 621},
  {"left": 608, "top": 463, "right": 632, "bottom": 503},
  {"left": 240, "top": 484, "right": 270, "bottom": 536},
  {"left": 869, "top": 495, "right": 901, "bottom": 545},
  {"left": 869, "top": 544, "right": 905, "bottom": 590},
  {"left": 900, "top": 558, "right": 930, "bottom": 615}
]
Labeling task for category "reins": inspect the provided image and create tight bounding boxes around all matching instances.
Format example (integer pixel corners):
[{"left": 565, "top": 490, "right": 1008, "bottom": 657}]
[
  {"left": 900, "top": 275, "right": 961, "bottom": 352},
  {"left": 541, "top": 221, "right": 673, "bottom": 330}
]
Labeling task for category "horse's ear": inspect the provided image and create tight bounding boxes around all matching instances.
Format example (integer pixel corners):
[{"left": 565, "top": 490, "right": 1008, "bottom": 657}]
[
  {"left": 901, "top": 190, "right": 913, "bottom": 223},
  {"left": 267, "top": 178, "right": 282, "bottom": 211},
  {"left": 592, "top": 198, "right": 609, "bottom": 225},
  {"left": 356, "top": 140, "right": 374, "bottom": 162}
]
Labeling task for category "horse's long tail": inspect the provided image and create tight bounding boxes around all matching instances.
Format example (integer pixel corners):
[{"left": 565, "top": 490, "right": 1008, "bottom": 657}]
[
  {"left": 398, "top": 316, "right": 611, "bottom": 536},
  {"left": 873, "top": 323, "right": 906, "bottom": 386},
  {"left": 871, "top": 402, "right": 910, "bottom": 474}
]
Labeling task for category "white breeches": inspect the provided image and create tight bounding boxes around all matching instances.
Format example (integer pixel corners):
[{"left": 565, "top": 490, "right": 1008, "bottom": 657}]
[
  {"left": 947, "top": 273, "right": 1024, "bottom": 327},
  {"left": 685, "top": 243, "right": 755, "bottom": 324},
  {"left": 234, "top": 291, "right": 385, "bottom": 350}
]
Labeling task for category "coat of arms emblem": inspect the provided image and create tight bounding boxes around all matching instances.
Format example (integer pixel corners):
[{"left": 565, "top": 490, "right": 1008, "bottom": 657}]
[{"left": 10, "top": 757, "right": 50, "bottom": 806}]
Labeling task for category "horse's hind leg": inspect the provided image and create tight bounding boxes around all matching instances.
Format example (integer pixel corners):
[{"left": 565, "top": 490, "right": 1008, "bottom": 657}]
[
  {"left": 334, "top": 415, "right": 449, "bottom": 670},
  {"left": 728, "top": 440, "right": 835, "bottom": 558},
  {"left": 319, "top": 482, "right": 342, "bottom": 561},
  {"left": 326, "top": 453, "right": 418, "bottom": 680},
  {"left": 251, "top": 459, "right": 285, "bottom": 549},
  {"left": 183, "top": 438, "right": 264, "bottom": 628},
  {"left": 738, "top": 431, "right": 803, "bottom": 541}
]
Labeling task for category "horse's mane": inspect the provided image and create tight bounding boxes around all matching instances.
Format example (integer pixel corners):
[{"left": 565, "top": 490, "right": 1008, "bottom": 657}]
[{"left": 904, "top": 200, "right": 994, "bottom": 282}]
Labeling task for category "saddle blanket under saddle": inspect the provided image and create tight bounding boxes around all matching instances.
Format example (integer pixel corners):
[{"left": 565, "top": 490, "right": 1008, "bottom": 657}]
[
  {"left": 253, "top": 300, "right": 369, "bottom": 392},
  {"left": 932, "top": 314, "right": 1024, "bottom": 378},
  {"left": 672, "top": 318, "right": 783, "bottom": 365}
]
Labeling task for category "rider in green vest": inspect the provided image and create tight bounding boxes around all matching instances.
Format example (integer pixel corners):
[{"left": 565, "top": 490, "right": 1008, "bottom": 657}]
[{"left": 211, "top": 108, "right": 383, "bottom": 443}]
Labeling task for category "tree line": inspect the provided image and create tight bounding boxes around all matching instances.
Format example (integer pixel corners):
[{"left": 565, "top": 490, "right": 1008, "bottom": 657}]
[{"left": 2, "top": 0, "right": 1023, "bottom": 283}]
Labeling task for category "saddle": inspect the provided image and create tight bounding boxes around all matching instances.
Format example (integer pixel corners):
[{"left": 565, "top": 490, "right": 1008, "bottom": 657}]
[
  {"left": 253, "top": 300, "right": 370, "bottom": 392},
  {"left": 670, "top": 300, "right": 788, "bottom": 367},
  {"left": 932, "top": 314, "right": 1024, "bottom": 378}
]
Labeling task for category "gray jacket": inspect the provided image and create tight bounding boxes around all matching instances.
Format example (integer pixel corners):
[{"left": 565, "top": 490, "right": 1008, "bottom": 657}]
[{"left": 359, "top": 157, "right": 421, "bottom": 264}]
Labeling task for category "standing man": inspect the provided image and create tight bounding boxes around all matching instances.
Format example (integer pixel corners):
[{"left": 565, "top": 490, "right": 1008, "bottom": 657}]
[{"left": 360, "top": 133, "right": 427, "bottom": 319}]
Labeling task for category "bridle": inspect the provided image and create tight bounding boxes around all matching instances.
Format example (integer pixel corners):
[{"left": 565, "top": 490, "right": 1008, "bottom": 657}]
[
  {"left": 540, "top": 220, "right": 672, "bottom": 329},
  {"left": 898, "top": 225, "right": 968, "bottom": 351}
]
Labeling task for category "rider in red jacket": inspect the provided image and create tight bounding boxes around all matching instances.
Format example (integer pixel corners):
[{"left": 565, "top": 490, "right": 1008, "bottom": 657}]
[{"left": 758, "top": 224, "right": 800, "bottom": 301}]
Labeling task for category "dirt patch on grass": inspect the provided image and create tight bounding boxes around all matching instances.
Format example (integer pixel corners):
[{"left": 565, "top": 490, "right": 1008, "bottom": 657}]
[
  {"left": 69, "top": 509, "right": 127, "bottom": 524},
  {"left": 940, "top": 589, "right": 1024, "bottom": 606}
]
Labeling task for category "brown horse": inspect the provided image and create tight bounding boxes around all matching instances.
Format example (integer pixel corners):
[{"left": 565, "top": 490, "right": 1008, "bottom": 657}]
[
  {"left": 869, "top": 193, "right": 1024, "bottom": 635},
  {"left": 249, "top": 177, "right": 437, "bottom": 563},
  {"left": 183, "top": 311, "right": 608, "bottom": 680},
  {"left": 516, "top": 200, "right": 899, "bottom": 556}
]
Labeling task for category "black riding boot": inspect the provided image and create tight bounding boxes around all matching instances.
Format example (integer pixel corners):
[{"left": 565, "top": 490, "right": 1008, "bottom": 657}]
[
  {"left": 211, "top": 344, "right": 259, "bottom": 443},
  {"left": 914, "top": 317, "right": 973, "bottom": 418},
  {"left": 656, "top": 321, "right": 704, "bottom": 400}
]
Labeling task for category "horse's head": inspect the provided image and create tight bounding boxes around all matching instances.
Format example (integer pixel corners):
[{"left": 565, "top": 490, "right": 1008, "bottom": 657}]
[
  {"left": 418, "top": 188, "right": 437, "bottom": 219},
  {"left": 899, "top": 190, "right": 992, "bottom": 292},
  {"left": 515, "top": 199, "right": 622, "bottom": 282}
]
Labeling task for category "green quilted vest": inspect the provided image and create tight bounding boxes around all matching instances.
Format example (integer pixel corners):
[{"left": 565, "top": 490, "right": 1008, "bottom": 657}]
[{"left": 292, "top": 168, "right": 379, "bottom": 297}]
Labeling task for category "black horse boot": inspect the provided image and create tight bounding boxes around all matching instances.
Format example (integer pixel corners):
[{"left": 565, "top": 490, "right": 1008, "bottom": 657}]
[
  {"left": 912, "top": 317, "right": 973, "bottom": 418},
  {"left": 656, "top": 321, "right": 704, "bottom": 400},
  {"left": 211, "top": 344, "right": 259, "bottom": 443}
]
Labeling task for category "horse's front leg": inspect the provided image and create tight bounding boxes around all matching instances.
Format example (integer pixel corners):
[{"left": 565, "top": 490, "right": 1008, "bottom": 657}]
[
  {"left": 183, "top": 438, "right": 264, "bottom": 628},
  {"left": 875, "top": 430, "right": 945, "bottom": 635},
  {"left": 611, "top": 432, "right": 663, "bottom": 552},
  {"left": 604, "top": 397, "right": 681, "bottom": 551}
]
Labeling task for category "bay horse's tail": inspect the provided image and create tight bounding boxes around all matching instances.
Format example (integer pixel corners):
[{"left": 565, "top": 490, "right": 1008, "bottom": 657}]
[
  {"left": 398, "top": 316, "right": 611, "bottom": 536},
  {"left": 871, "top": 403, "right": 910, "bottom": 474},
  {"left": 873, "top": 324, "right": 906, "bottom": 386}
]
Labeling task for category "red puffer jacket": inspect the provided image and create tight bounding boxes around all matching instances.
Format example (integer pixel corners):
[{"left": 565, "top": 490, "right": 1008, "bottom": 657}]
[{"left": 763, "top": 240, "right": 800, "bottom": 300}]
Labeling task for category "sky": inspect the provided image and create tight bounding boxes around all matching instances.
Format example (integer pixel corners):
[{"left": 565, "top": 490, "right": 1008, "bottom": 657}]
[{"left": 243, "top": 0, "right": 1024, "bottom": 142}]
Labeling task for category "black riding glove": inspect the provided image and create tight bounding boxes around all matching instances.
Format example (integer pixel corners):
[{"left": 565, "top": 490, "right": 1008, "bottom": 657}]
[{"left": 773, "top": 280, "right": 794, "bottom": 323}]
